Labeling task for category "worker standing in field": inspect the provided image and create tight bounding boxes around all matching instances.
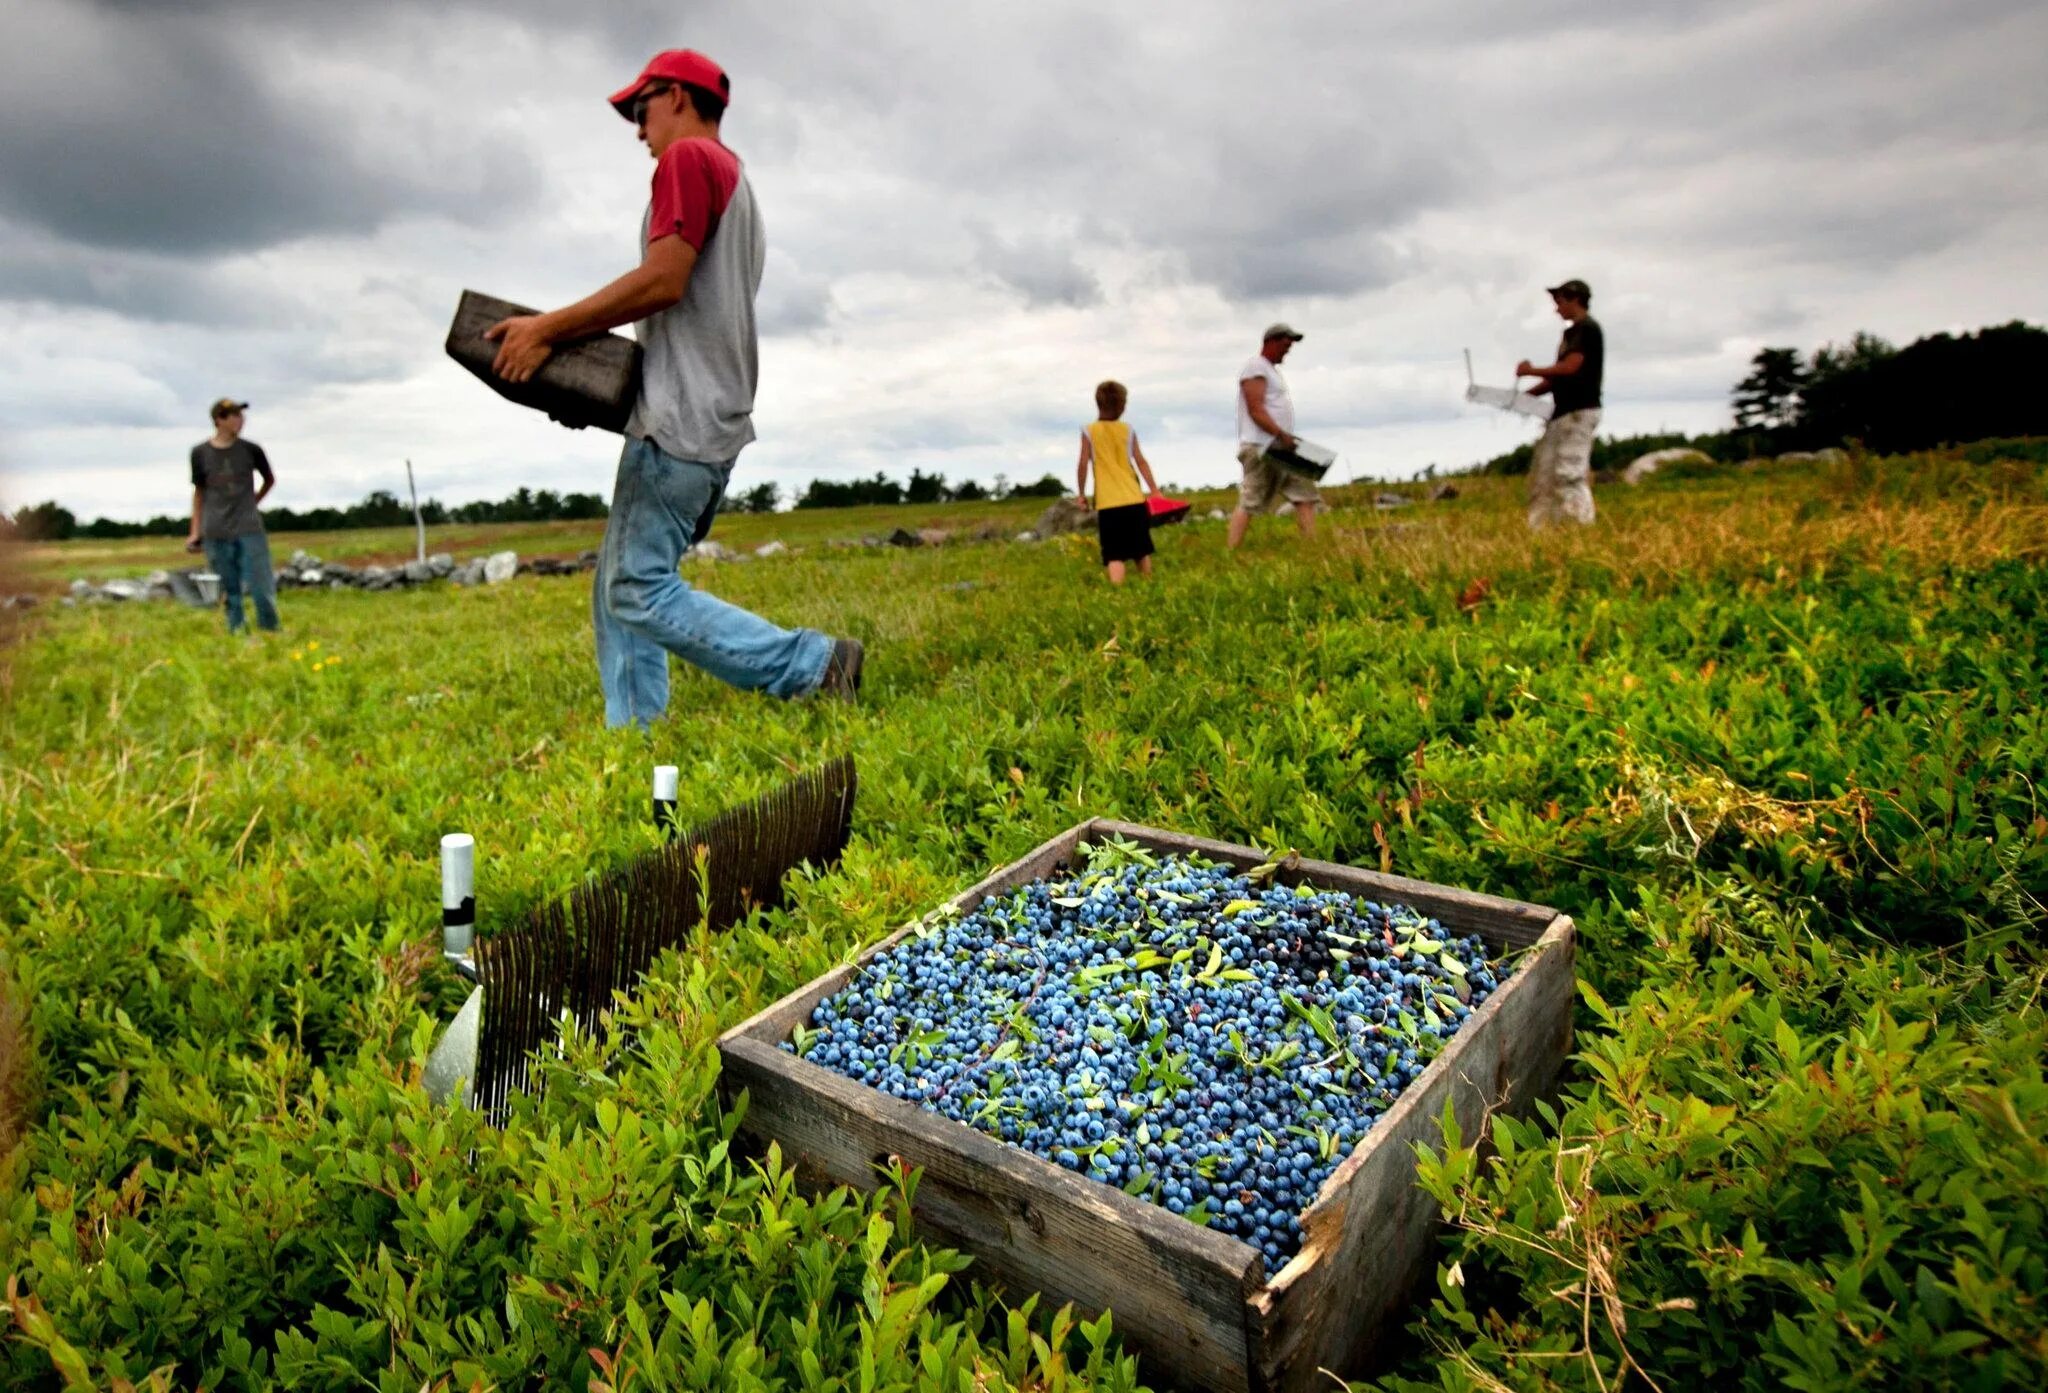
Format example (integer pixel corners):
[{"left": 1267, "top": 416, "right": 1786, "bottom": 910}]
[
  {"left": 1516, "top": 278, "right": 1605, "bottom": 528},
  {"left": 1228, "top": 324, "right": 1320, "bottom": 549},
  {"left": 483, "top": 49, "right": 862, "bottom": 727},
  {"left": 1075, "top": 380, "right": 1163, "bottom": 585},
  {"left": 186, "top": 398, "right": 281, "bottom": 634}
]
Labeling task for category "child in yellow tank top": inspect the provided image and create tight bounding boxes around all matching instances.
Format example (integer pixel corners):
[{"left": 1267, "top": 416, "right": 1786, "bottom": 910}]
[{"left": 1076, "top": 380, "right": 1162, "bottom": 585}]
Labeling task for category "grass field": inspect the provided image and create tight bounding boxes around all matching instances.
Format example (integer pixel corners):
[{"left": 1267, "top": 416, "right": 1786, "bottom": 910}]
[{"left": 1, "top": 454, "right": 2044, "bottom": 1390}]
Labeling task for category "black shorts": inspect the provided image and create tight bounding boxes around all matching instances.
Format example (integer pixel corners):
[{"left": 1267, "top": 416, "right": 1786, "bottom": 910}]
[{"left": 1096, "top": 502, "right": 1154, "bottom": 565}]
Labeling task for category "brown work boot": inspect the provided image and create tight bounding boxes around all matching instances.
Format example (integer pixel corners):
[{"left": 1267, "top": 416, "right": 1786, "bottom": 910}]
[{"left": 818, "top": 638, "right": 864, "bottom": 700}]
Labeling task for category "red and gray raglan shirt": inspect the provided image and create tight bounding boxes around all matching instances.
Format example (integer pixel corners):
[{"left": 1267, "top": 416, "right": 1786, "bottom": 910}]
[{"left": 625, "top": 137, "right": 767, "bottom": 464}]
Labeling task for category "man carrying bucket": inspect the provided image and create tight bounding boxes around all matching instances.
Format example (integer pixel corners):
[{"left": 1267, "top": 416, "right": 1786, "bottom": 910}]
[
  {"left": 1228, "top": 324, "right": 1321, "bottom": 549},
  {"left": 483, "top": 49, "right": 863, "bottom": 726}
]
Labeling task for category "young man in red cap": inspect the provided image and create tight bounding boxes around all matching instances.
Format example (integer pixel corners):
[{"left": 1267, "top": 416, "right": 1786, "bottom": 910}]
[{"left": 485, "top": 50, "right": 860, "bottom": 727}]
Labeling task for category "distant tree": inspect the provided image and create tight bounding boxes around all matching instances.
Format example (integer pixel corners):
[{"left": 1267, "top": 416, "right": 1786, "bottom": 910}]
[
  {"left": 1732, "top": 347, "right": 1807, "bottom": 433},
  {"left": 1465, "top": 318, "right": 2048, "bottom": 473},
  {"left": 8, "top": 501, "right": 76, "bottom": 541},
  {"left": 1796, "top": 322, "right": 2048, "bottom": 454},
  {"left": 905, "top": 469, "right": 947, "bottom": 504},
  {"left": 353, "top": 489, "right": 411, "bottom": 527},
  {"left": 736, "top": 482, "right": 780, "bottom": 514},
  {"left": 795, "top": 473, "right": 904, "bottom": 509},
  {"left": 1007, "top": 473, "right": 1066, "bottom": 498},
  {"left": 1806, "top": 331, "right": 1897, "bottom": 386},
  {"left": 948, "top": 478, "right": 988, "bottom": 502},
  {"left": 37, "top": 483, "right": 610, "bottom": 538},
  {"left": 75, "top": 514, "right": 185, "bottom": 539}
]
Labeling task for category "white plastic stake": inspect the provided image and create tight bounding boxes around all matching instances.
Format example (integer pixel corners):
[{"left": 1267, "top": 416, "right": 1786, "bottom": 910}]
[
  {"left": 653, "top": 765, "right": 680, "bottom": 839},
  {"left": 441, "top": 832, "right": 475, "bottom": 958},
  {"left": 406, "top": 459, "right": 426, "bottom": 564}
]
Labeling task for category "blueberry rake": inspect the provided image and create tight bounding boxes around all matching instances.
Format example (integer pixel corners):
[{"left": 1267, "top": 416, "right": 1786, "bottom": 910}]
[{"left": 426, "top": 757, "right": 857, "bottom": 1120}]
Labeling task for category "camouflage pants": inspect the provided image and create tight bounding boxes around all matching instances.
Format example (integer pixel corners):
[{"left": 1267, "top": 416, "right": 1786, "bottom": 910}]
[{"left": 1527, "top": 408, "right": 1600, "bottom": 529}]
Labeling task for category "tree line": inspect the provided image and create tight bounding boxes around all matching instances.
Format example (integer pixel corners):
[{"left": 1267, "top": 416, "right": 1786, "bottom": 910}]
[
  {"left": 0, "top": 486, "right": 610, "bottom": 543},
  {"left": 717, "top": 469, "right": 1067, "bottom": 513},
  {"left": 1482, "top": 319, "right": 2048, "bottom": 475},
  {"left": 1, "top": 467, "right": 1078, "bottom": 542}
]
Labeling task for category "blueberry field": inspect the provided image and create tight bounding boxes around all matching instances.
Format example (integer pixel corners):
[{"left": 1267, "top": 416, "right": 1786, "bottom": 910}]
[{"left": 1, "top": 452, "right": 2045, "bottom": 1390}]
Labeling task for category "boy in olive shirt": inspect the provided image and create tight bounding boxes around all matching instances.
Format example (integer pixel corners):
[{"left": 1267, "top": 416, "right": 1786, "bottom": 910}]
[{"left": 186, "top": 398, "right": 281, "bottom": 632}]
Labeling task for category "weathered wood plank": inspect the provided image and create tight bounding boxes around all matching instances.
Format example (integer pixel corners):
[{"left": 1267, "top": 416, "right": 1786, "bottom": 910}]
[
  {"left": 1248, "top": 914, "right": 1576, "bottom": 1391},
  {"left": 1089, "top": 820, "right": 1558, "bottom": 948},
  {"left": 721, "top": 1035, "right": 1263, "bottom": 1392}
]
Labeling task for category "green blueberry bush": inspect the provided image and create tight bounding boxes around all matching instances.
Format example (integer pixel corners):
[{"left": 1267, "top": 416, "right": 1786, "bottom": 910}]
[{"left": 1, "top": 454, "right": 2042, "bottom": 1389}]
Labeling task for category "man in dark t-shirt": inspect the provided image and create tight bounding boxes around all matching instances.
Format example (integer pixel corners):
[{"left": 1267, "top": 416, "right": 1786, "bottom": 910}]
[
  {"left": 1516, "top": 279, "right": 1605, "bottom": 528},
  {"left": 187, "top": 398, "right": 281, "bottom": 632}
]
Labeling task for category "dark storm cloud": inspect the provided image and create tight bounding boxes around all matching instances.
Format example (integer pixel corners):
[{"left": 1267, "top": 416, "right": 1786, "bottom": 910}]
[
  {"left": 0, "top": 226, "right": 271, "bottom": 325},
  {"left": 0, "top": 2, "right": 541, "bottom": 259},
  {"left": 2, "top": 1, "right": 1477, "bottom": 321},
  {"left": 743, "top": 4, "right": 1478, "bottom": 303},
  {"left": 969, "top": 222, "right": 1102, "bottom": 309}
]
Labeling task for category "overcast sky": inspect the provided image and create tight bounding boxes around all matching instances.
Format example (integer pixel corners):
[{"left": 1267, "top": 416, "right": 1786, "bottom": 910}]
[{"left": 2, "top": 0, "right": 2044, "bottom": 520}]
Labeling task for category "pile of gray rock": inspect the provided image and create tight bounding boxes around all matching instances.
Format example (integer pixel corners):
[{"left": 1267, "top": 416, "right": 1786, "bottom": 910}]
[
  {"left": 274, "top": 549, "right": 456, "bottom": 591},
  {"left": 684, "top": 539, "right": 793, "bottom": 562},
  {"left": 64, "top": 570, "right": 205, "bottom": 606},
  {"left": 273, "top": 548, "right": 542, "bottom": 591},
  {"left": 54, "top": 547, "right": 548, "bottom": 607}
]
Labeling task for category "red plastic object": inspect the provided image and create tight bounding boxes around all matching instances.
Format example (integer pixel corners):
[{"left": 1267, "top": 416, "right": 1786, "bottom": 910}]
[{"left": 1147, "top": 494, "right": 1192, "bottom": 526}]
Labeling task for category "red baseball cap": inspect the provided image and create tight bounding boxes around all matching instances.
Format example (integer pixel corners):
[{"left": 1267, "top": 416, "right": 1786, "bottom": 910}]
[{"left": 608, "top": 50, "right": 732, "bottom": 120}]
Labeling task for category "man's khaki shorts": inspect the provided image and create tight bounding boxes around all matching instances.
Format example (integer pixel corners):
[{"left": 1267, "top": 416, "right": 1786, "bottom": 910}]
[{"left": 1237, "top": 443, "right": 1322, "bottom": 514}]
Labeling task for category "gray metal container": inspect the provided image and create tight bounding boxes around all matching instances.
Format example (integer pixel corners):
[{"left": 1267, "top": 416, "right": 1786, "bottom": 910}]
[{"left": 1264, "top": 437, "right": 1337, "bottom": 481}]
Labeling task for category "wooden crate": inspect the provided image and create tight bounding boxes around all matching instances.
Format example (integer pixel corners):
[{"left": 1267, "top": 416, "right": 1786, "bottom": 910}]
[
  {"left": 717, "top": 820, "right": 1575, "bottom": 1392},
  {"left": 444, "top": 289, "right": 642, "bottom": 433}
]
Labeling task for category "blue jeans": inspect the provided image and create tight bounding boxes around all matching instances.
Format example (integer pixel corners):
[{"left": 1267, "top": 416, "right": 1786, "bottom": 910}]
[
  {"left": 593, "top": 436, "right": 833, "bottom": 728},
  {"left": 203, "top": 532, "right": 280, "bottom": 633}
]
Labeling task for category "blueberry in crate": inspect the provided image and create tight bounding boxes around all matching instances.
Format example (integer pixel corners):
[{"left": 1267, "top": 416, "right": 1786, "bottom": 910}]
[
  {"left": 719, "top": 819, "right": 1574, "bottom": 1392},
  {"left": 782, "top": 844, "right": 1506, "bottom": 1269}
]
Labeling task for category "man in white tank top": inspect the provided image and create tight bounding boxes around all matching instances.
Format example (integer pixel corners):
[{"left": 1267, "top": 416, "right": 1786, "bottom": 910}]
[{"left": 482, "top": 50, "right": 861, "bottom": 726}]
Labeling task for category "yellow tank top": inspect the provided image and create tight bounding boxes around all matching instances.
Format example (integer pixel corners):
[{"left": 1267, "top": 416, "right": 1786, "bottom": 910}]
[{"left": 1086, "top": 421, "right": 1144, "bottom": 509}]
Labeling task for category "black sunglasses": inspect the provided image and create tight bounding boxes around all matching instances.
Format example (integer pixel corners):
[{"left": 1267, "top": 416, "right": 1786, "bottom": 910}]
[{"left": 629, "top": 83, "right": 677, "bottom": 125}]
